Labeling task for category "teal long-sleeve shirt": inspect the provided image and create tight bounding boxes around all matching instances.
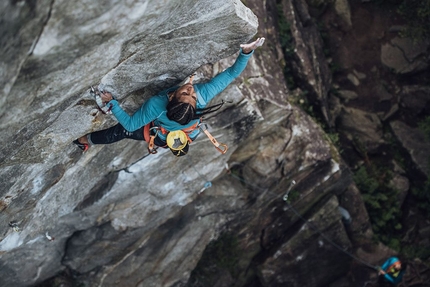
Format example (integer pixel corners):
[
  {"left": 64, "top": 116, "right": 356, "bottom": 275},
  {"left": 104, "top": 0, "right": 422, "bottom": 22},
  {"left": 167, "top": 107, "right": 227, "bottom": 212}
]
[
  {"left": 107, "top": 49, "right": 254, "bottom": 140},
  {"left": 380, "top": 257, "right": 405, "bottom": 285}
]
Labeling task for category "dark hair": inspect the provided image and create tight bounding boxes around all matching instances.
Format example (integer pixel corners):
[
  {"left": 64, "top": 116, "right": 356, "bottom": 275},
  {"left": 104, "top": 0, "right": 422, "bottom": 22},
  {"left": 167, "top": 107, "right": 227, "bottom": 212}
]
[
  {"left": 167, "top": 96, "right": 227, "bottom": 125},
  {"left": 166, "top": 98, "right": 196, "bottom": 125}
]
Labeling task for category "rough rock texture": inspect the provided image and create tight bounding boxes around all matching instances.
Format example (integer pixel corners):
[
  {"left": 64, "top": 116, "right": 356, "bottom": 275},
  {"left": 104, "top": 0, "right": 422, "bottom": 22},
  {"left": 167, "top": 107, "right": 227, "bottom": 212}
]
[
  {"left": 259, "top": 196, "right": 352, "bottom": 287},
  {"left": 334, "top": 0, "right": 352, "bottom": 29},
  {"left": 0, "top": 1, "right": 264, "bottom": 286},
  {"left": 390, "top": 120, "right": 430, "bottom": 177},
  {"left": 0, "top": 0, "right": 401, "bottom": 287},
  {"left": 280, "top": 0, "right": 333, "bottom": 125},
  {"left": 337, "top": 107, "right": 384, "bottom": 153},
  {"left": 337, "top": 90, "right": 358, "bottom": 101},
  {"left": 399, "top": 85, "right": 430, "bottom": 116},
  {"left": 381, "top": 36, "right": 429, "bottom": 74}
]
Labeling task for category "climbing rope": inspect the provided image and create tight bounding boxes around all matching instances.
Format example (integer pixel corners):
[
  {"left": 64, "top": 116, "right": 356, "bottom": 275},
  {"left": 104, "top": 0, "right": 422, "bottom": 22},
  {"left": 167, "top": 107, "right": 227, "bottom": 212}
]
[
  {"left": 284, "top": 199, "right": 379, "bottom": 270},
  {"left": 186, "top": 154, "right": 213, "bottom": 195},
  {"left": 226, "top": 166, "right": 379, "bottom": 271}
]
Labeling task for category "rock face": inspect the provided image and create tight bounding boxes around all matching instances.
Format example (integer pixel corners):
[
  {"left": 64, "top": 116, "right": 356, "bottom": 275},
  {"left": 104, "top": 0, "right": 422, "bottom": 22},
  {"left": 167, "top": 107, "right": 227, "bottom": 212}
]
[
  {"left": 399, "top": 85, "right": 430, "bottom": 116},
  {"left": 259, "top": 196, "right": 352, "bottom": 287},
  {"left": 390, "top": 120, "right": 430, "bottom": 177},
  {"left": 381, "top": 36, "right": 429, "bottom": 74},
  {"left": 0, "top": 0, "right": 389, "bottom": 287},
  {"left": 338, "top": 107, "right": 384, "bottom": 153},
  {"left": 280, "top": 0, "right": 333, "bottom": 125}
]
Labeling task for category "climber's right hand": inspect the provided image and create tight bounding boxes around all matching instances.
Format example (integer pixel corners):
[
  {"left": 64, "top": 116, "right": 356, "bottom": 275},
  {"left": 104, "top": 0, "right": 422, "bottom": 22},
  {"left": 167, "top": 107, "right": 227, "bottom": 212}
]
[{"left": 101, "top": 91, "right": 113, "bottom": 103}]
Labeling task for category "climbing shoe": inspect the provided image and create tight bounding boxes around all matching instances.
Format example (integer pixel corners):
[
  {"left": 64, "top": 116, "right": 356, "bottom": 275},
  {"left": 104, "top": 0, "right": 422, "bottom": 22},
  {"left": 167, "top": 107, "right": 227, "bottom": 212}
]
[{"left": 73, "top": 139, "right": 89, "bottom": 152}]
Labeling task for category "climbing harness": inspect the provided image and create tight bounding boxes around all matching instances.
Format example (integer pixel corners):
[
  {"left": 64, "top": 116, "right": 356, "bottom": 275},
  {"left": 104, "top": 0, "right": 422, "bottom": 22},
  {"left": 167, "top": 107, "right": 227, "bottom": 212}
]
[
  {"left": 144, "top": 124, "right": 163, "bottom": 154},
  {"left": 90, "top": 86, "right": 113, "bottom": 114},
  {"left": 143, "top": 120, "right": 228, "bottom": 156},
  {"left": 143, "top": 120, "right": 199, "bottom": 155}
]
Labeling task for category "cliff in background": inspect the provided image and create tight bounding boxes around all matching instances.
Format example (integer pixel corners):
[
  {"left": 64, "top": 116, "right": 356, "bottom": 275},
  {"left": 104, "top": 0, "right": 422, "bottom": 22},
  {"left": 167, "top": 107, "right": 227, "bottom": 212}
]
[{"left": 1, "top": 0, "right": 429, "bottom": 286}]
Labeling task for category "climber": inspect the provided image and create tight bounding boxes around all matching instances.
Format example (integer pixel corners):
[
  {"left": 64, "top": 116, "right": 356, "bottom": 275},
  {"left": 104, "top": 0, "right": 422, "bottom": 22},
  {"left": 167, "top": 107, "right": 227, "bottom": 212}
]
[
  {"left": 377, "top": 256, "right": 407, "bottom": 286},
  {"left": 73, "top": 37, "right": 265, "bottom": 156}
]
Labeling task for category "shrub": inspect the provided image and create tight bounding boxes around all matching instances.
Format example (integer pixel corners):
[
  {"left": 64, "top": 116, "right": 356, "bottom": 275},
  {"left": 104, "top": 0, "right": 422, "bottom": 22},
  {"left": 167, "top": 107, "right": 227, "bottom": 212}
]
[
  {"left": 188, "top": 233, "right": 240, "bottom": 286},
  {"left": 276, "top": 2, "right": 296, "bottom": 89},
  {"left": 402, "top": 244, "right": 430, "bottom": 260},
  {"left": 411, "top": 177, "right": 430, "bottom": 212},
  {"left": 353, "top": 165, "right": 403, "bottom": 249},
  {"left": 398, "top": 0, "right": 430, "bottom": 41},
  {"left": 418, "top": 116, "right": 430, "bottom": 141},
  {"left": 413, "top": 117, "right": 430, "bottom": 212}
]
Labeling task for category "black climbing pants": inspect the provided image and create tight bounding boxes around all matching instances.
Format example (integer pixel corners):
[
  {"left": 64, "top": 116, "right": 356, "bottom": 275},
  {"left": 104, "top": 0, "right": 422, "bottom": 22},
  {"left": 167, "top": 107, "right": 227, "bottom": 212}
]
[
  {"left": 89, "top": 123, "right": 166, "bottom": 147},
  {"left": 89, "top": 123, "right": 144, "bottom": 144}
]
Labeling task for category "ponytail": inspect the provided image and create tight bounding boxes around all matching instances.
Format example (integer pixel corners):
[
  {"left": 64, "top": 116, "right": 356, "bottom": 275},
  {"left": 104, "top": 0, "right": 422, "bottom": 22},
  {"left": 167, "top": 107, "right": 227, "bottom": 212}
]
[{"left": 167, "top": 99, "right": 228, "bottom": 125}]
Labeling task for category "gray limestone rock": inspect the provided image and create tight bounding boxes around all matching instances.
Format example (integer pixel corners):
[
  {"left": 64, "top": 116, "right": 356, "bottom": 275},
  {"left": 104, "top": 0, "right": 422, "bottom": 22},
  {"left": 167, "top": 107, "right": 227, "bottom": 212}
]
[
  {"left": 347, "top": 73, "right": 360, "bottom": 86},
  {"left": 0, "top": 0, "right": 260, "bottom": 286},
  {"left": 334, "top": 0, "right": 352, "bottom": 30},
  {"left": 0, "top": 0, "right": 373, "bottom": 286},
  {"left": 339, "top": 183, "right": 373, "bottom": 242},
  {"left": 279, "top": 0, "right": 333, "bottom": 126},
  {"left": 381, "top": 36, "right": 429, "bottom": 74},
  {"left": 338, "top": 107, "right": 384, "bottom": 153},
  {"left": 258, "top": 196, "right": 352, "bottom": 286},
  {"left": 389, "top": 173, "right": 410, "bottom": 207},
  {"left": 399, "top": 85, "right": 430, "bottom": 116},
  {"left": 337, "top": 90, "right": 359, "bottom": 101},
  {"left": 390, "top": 120, "right": 430, "bottom": 178}
]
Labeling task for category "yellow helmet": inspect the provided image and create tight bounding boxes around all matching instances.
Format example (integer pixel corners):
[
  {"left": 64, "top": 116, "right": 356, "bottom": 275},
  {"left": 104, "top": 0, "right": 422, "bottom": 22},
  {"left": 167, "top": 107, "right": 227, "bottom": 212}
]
[{"left": 166, "top": 130, "right": 189, "bottom": 156}]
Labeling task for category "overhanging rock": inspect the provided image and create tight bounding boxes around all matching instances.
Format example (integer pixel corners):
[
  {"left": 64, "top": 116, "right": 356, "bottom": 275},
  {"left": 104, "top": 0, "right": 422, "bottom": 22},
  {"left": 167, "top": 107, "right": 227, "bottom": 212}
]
[{"left": 0, "top": 0, "right": 259, "bottom": 286}]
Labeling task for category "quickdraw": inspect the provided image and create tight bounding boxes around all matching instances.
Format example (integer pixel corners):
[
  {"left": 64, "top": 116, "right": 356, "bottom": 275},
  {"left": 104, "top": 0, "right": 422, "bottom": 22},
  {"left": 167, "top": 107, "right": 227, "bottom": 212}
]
[
  {"left": 283, "top": 180, "right": 297, "bottom": 201},
  {"left": 147, "top": 127, "right": 160, "bottom": 154},
  {"left": 198, "top": 123, "right": 228, "bottom": 154}
]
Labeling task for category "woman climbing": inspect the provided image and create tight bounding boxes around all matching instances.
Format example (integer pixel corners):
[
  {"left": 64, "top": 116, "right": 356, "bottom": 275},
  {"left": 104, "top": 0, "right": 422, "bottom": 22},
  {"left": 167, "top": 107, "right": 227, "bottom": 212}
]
[
  {"left": 74, "top": 37, "right": 265, "bottom": 156},
  {"left": 378, "top": 256, "right": 407, "bottom": 286}
]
